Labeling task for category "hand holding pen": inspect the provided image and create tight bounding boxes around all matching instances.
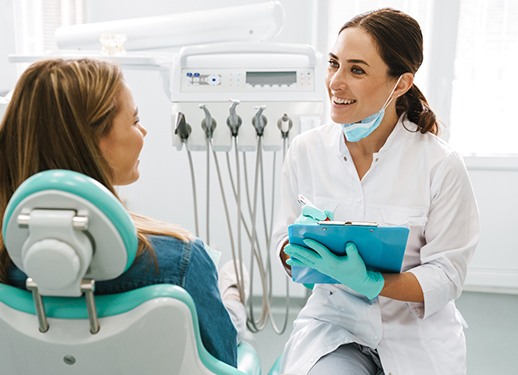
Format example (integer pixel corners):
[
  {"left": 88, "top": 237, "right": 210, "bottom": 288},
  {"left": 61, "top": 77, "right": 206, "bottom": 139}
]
[{"left": 295, "top": 194, "right": 334, "bottom": 224}]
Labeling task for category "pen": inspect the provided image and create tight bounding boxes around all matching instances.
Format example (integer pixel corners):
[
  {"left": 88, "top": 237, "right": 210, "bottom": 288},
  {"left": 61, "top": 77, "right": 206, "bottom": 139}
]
[
  {"left": 297, "top": 194, "right": 317, "bottom": 208},
  {"left": 297, "top": 194, "right": 331, "bottom": 221}
]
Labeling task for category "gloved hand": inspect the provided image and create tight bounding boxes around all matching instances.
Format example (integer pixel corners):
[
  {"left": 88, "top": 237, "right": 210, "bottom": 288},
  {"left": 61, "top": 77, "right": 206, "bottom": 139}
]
[
  {"left": 284, "top": 239, "right": 384, "bottom": 300},
  {"left": 295, "top": 205, "right": 334, "bottom": 224}
]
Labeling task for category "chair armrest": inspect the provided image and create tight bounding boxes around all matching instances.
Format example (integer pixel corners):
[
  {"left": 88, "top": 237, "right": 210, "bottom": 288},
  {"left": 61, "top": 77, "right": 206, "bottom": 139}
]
[{"left": 237, "top": 341, "right": 262, "bottom": 375}]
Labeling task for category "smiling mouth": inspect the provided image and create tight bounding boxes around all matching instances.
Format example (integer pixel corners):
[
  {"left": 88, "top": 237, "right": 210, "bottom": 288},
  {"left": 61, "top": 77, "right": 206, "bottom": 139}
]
[{"left": 332, "top": 96, "right": 356, "bottom": 105}]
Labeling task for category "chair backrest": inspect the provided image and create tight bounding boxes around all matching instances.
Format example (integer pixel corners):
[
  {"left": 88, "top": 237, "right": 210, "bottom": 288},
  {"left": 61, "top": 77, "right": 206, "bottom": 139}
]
[
  {"left": 3, "top": 169, "right": 137, "bottom": 296},
  {"left": 0, "top": 170, "right": 255, "bottom": 375}
]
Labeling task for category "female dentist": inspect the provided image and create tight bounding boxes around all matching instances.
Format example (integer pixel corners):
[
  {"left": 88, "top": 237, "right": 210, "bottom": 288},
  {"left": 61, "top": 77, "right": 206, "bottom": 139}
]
[{"left": 271, "top": 8, "right": 480, "bottom": 375}]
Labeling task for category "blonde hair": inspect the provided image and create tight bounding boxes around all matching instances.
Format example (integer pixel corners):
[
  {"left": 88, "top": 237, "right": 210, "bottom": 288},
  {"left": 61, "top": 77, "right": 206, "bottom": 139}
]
[{"left": 0, "top": 58, "right": 192, "bottom": 283}]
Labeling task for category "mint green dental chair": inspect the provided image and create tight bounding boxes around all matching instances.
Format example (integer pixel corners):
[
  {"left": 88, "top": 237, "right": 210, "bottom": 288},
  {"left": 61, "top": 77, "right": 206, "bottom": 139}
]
[{"left": 0, "top": 169, "right": 261, "bottom": 375}]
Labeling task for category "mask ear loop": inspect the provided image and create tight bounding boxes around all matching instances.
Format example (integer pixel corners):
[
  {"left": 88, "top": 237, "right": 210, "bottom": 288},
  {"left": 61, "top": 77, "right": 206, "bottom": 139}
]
[{"left": 380, "top": 75, "right": 403, "bottom": 111}]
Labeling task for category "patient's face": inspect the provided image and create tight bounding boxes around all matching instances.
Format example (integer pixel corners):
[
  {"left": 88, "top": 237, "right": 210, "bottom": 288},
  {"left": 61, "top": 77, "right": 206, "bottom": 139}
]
[{"left": 99, "top": 83, "right": 147, "bottom": 186}]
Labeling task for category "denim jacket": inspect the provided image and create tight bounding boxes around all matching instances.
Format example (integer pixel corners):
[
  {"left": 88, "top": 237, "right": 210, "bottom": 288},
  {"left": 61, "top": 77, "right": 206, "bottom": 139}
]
[{"left": 8, "top": 235, "right": 238, "bottom": 367}]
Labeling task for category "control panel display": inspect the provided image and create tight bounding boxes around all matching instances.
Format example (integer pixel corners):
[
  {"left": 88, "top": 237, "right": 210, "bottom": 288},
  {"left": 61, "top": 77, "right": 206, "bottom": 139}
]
[
  {"left": 245, "top": 71, "right": 297, "bottom": 86},
  {"left": 181, "top": 68, "right": 314, "bottom": 92}
]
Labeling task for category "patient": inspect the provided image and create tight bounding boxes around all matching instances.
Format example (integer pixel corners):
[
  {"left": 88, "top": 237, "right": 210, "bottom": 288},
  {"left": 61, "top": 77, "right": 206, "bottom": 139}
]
[{"left": 0, "top": 58, "right": 245, "bottom": 367}]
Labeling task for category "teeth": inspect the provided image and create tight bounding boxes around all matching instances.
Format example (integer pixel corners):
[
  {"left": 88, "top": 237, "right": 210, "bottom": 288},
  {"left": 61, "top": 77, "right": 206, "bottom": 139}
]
[{"left": 333, "top": 97, "right": 356, "bottom": 105}]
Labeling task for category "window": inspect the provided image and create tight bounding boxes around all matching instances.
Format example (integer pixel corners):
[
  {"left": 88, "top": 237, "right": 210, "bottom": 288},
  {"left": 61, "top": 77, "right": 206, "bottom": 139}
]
[
  {"left": 13, "top": 0, "right": 84, "bottom": 55},
  {"left": 449, "top": 0, "right": 518, "bottom": 155}
]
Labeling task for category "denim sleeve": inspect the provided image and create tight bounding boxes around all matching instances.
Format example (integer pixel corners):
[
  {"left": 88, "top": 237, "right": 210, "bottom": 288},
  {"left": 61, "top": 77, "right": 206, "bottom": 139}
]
[{"left": 183, "top": 239, "right": 238, "bottom": 367}]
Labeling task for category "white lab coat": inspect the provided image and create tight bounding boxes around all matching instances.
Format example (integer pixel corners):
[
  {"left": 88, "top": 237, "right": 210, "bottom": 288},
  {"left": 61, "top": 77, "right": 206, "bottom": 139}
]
[{"left": 271, "top": 117, "right": 480, "bottom": 375}]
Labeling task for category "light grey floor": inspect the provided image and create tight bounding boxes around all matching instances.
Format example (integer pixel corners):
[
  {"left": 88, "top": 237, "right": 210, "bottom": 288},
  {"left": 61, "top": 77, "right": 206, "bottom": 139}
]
[{"left": 246, "top": 291, "right": 518, "bottom": 374}]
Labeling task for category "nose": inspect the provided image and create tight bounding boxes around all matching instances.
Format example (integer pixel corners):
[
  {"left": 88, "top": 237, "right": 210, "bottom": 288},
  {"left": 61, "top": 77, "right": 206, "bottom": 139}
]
[
  {"left": 138, "top": 123, "right": 148, "bottom": 137},
  {"left": 327, "top": 69, "right": 347, "bottom": 92}
]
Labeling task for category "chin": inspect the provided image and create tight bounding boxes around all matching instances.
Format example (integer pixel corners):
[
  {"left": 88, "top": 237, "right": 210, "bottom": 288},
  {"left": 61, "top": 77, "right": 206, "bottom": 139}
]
[{"left": 116, "top": 173, "right": 140, "bottom": 186}]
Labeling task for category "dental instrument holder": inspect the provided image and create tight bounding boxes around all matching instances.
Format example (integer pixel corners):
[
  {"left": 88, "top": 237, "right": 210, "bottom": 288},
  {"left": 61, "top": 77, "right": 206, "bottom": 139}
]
[
  {"left": 252, "top": 106, "right": 267, "bottom": 137},
  {"left": 277, "top": 114, "right": 293, "bottom": 139},
  {"left": 199, "top": 104, "right": 217, "bottom": 139},
  {"left": 227, "top": 99, "right": 242, "bottom": 137},
  {"left": 200, "top": 104, "right": 233, "bottom": 152},
  {"left": 174, "top": 112, "right": 192, "bottom": 142}
]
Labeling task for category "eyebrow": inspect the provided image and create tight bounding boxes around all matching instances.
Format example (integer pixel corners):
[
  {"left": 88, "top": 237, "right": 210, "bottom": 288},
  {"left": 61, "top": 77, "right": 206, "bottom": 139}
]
[
  {"left": 134, "top": 107, "right": 139, "bottom": 116},
  {"left": 328, "top": 52, "right": 370, "bottom": 67}
]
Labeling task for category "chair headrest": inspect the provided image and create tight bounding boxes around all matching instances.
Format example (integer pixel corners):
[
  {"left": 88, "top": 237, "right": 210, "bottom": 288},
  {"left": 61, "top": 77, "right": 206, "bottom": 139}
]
[{"left": 2, "top": 170, "right": 138, "bottom": 296}]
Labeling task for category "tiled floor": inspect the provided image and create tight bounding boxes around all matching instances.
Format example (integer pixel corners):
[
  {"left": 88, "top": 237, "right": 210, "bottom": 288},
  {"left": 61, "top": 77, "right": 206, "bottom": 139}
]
[{"left": 247, "top": 291, "right": 518, "bottom": 374}]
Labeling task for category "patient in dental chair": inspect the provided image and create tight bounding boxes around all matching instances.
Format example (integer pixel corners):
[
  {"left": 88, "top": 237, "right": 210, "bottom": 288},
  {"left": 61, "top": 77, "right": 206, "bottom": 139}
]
[{"left": 0, "top": 58, "right": 247, "bottom": 368}]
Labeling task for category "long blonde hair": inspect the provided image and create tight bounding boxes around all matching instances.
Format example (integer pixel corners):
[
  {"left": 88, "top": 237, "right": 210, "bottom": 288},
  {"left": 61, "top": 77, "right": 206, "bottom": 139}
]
[{"left": 0, "top": 58, "right": 192, "bottom": 283}]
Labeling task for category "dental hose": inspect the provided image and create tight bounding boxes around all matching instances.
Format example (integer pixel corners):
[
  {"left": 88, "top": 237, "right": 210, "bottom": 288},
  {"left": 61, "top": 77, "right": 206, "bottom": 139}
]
[{"left": 186, "top": 149, "right": 200, "bottom": 237}]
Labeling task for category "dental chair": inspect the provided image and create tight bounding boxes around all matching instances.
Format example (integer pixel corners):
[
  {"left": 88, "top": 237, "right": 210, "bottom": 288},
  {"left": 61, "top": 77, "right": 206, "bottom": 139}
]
[{"left": 0, "top": 169, "right": 261, "bottom": 375}]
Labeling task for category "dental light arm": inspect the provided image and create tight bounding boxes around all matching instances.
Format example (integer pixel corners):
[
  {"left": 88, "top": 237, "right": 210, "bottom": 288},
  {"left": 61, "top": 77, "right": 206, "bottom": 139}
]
[{"left": 54, "top": 2, "right": 285, "bottom": 51}]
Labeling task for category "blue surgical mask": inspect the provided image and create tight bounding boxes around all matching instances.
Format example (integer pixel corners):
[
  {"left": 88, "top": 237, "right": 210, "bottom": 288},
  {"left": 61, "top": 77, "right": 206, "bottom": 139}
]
[{"left": 341, "top": 76, "right": 402, "bottom": 142}]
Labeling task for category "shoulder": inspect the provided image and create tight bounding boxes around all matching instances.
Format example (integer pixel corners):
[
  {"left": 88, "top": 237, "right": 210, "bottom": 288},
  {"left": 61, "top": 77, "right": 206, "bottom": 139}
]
[
  {"left": 399, "top": 118, "right": 459, "bottom": 159},
  {"left": 146, "top": 235, "right": 217, "bottom": 283},
  {"left": 148, "top": 235, "right": 209, "bottom": 260},
  {"left": 398, "top": 117, "right": 468, "bottom": 178}
]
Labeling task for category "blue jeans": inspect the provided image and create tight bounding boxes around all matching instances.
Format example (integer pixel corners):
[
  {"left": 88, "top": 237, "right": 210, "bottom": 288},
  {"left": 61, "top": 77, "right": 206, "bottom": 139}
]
[{"left": 8, "top": 235, "right": 238, "bottom": 367}]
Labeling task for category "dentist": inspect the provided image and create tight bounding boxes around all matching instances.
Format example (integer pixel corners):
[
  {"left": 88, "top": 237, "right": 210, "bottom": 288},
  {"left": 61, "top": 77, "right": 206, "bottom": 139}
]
[{"left": 271, "top": 8, "right": 480, "bottom": 375}]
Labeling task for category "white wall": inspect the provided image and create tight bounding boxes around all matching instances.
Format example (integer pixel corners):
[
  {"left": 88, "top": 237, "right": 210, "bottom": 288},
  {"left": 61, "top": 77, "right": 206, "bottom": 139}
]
[{"left": 464, "top": 157, "right": 518, "bottom": 293}]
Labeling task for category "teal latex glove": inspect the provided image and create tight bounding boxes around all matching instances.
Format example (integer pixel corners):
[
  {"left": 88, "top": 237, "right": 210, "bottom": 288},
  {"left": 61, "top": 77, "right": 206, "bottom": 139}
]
[
  {"left": 295, "top": 205, "right": 334, "bottom": 224},
  {"left": 284, "top": 239, "right": 384, "bottom": 300}
]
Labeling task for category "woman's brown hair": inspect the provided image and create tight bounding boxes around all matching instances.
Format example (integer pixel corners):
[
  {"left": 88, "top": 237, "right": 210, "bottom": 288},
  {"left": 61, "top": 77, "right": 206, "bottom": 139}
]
[
  {"left": 340, "top": 8, "right": 438, "bottom": 135},
  {"left": 0, "top": 58, "right": 192, "bottom": 284}
]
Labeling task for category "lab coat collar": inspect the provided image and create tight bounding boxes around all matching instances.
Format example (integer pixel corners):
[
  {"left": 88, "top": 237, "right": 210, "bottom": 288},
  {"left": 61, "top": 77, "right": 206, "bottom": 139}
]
[{"left": 337, "top": 114, "right": 415, "bottom": 160}]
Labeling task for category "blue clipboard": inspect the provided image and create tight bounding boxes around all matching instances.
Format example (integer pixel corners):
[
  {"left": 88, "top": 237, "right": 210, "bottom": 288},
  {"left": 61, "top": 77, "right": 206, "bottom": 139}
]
[{"left": 287, "top": 221, "right": 410, "bottom": 284}]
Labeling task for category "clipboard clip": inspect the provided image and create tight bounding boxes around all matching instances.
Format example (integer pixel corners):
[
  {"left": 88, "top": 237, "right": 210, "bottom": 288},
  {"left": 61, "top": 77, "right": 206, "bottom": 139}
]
[{"left": 317, "top": 220, "right": 379, "bottom": 227}]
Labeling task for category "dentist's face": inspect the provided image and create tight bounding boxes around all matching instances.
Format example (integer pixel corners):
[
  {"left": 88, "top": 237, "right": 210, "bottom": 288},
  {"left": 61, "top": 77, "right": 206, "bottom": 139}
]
[
  {"left": 99, "top": 83, "right": 147, "bottom": 186},
  {"left": 326, "top": 27, "right": 395, "bottom": 124}
]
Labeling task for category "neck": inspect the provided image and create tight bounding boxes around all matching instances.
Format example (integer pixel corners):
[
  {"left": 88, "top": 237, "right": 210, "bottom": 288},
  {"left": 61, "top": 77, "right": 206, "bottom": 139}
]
[{"left": 346, "top": 108, "right": 399, "bottom": 155}]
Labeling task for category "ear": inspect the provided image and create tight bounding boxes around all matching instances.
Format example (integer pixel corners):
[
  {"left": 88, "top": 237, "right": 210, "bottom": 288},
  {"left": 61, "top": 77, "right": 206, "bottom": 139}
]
[{"left": 394, "top": 72, "right": 414, "bottom": 98}]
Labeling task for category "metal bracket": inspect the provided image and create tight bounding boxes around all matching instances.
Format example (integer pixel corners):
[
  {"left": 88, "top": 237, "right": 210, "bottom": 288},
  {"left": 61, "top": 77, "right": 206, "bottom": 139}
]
[
  {"left": 81, "top": 279, "right": 100, "bottom": 334},
  {"left": 26, "top": 278, "right": 49, "bottom": 333},
  {"left": 25, "top": 278, "right": 100, "bottom": 334}
]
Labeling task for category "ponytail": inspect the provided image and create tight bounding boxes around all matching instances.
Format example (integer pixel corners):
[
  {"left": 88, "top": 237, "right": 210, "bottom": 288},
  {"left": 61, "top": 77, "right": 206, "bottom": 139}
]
[{"left": 397, "top": 84, "right": 438, "bottom": 135}]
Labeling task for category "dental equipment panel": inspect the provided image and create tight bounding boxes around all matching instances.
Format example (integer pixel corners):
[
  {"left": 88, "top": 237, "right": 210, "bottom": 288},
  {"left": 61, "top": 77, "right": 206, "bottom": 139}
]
[
  {"left": 170, "top": 42, "right": 325, "bottom": 152},
  {"left": 170, "top": 41, "right": 325, "bottom": 334}
]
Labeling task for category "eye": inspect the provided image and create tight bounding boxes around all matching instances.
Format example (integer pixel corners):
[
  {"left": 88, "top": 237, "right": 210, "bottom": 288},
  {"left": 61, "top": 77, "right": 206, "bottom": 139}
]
[
  {"left": 133, "top": 117, "right": 140, "bottom": 126},
  {"left": 351, "top": 66, "right": 365, "bottom": 75},
  {"left": 328, "top": 59, "right": 339, "bottom": 69}
]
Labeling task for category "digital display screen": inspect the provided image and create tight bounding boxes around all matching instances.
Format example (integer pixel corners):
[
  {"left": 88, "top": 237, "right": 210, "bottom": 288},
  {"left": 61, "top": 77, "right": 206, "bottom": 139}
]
[{"left": 246, "top": 71, "right": 297, "bottom": 86}]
